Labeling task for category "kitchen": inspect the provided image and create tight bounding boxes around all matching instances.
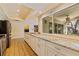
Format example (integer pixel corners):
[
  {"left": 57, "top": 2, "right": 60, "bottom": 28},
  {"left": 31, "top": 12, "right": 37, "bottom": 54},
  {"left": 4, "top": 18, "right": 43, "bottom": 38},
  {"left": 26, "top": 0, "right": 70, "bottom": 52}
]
[{"left": 0, "top": 3, "right": 79, "bottom": 56}]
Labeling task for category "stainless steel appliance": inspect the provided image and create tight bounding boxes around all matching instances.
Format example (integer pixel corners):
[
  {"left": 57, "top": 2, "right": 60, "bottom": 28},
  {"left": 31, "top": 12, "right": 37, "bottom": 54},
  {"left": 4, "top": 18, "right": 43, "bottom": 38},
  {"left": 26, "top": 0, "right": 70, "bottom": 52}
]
[
  {"left": 0, "top": 20, "right": 11, "bottom": 56},
  {"left": 0, "top": 34, "right": 6, "bottom": 56},
  {"left": 0, "top": 38, "right": 2, "bottom": 56}
]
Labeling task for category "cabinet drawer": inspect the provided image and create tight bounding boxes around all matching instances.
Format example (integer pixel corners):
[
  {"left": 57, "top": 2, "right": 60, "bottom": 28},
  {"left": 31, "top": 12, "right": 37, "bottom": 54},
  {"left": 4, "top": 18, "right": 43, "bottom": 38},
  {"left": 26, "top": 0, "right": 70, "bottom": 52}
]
[
  {"left": 46, "top": 46, "right": 57, "bottom": 56},
  {"left": 46, "top": 42, "right": 64, "bottom": 56},
  {"left": 46, "top": 45, "right": 64, "bottom": 56},
  {"left": 54, "top": 44, "right": 79, "bottom": 56},
  {"left": 39, "top": 39, "right": 46, "bottom": 56},
  {"left": 46, "top": 41, "right": 79, "bottom": 56}
]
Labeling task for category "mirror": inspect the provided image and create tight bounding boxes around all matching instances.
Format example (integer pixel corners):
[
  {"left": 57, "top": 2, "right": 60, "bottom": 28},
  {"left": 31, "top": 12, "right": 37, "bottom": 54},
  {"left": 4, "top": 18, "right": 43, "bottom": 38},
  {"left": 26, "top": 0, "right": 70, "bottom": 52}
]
[
  {"left": 53, "top": 3, "right": 79, "bottom": 35},
  {"left": 42, "top": 16, "right": 52, "bottom": 33}
]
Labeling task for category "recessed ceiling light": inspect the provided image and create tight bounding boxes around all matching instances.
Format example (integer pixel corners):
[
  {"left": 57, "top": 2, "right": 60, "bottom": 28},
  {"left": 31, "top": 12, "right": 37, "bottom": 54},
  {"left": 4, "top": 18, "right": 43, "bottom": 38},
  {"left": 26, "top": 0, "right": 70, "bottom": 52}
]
[{"left": 17, "top": 9, "right": 20, "bottom": 13}]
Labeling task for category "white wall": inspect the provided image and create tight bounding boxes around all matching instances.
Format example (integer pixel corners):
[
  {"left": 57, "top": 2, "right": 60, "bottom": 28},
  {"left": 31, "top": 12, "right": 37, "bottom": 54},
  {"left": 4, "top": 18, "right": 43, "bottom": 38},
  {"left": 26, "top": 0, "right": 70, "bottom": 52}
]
[
  {"left": 0, "top": 6, "right": 24, "bottom": 39},
  {"left": 0, "top": 6, "right": 8, "bottom": 20},
  {"left": 10, "top": 20, "right": 24, "bottom": 39},
  {"left": 25, "top": 17, "right": 38, "bottom": 32}
]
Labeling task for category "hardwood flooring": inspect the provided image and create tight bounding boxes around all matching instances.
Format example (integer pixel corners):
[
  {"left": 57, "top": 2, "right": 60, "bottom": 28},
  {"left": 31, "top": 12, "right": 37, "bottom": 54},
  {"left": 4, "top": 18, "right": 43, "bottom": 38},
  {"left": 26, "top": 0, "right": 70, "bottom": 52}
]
[{"left": 4, "top": 39, "right": 37, "bottom": 56}]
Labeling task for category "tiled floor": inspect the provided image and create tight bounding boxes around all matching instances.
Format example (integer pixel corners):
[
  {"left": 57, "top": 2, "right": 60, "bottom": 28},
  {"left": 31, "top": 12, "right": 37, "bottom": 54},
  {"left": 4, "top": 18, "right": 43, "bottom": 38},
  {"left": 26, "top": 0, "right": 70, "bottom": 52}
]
[{"left": 4, "top": 39, "right": 37, "bottom": 56}]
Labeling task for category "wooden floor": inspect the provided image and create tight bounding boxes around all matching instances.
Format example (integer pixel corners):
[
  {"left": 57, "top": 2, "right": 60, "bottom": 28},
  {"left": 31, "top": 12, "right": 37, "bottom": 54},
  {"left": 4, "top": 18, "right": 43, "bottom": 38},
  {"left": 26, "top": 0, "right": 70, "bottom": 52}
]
[{"left": 4, "top": 39, "right": 37, "bottom": 56}]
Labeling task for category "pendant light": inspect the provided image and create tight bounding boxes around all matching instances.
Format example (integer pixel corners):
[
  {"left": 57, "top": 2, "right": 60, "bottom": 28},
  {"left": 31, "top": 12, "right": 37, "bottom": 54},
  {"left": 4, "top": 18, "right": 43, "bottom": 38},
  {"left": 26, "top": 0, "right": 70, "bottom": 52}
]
[{"left": 65, "top": 15, "right": 71, "bottom": 24}]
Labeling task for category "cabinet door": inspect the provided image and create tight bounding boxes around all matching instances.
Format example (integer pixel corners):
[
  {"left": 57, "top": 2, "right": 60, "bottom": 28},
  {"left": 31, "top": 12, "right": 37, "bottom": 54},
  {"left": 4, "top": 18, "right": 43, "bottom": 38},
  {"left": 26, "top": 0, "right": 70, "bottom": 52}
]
[
  {"left": 30, "top": 36, "right": 34, "bottom": 49},
  {"left": 46, "top": 41, "right": 64, "bottom": 56},
  {"left": 46, "top": 42, "right": 57, "bottom": 56},
  {"left": 24, "top": 34, "right": 29, "bottom": 43},
  {"left": 46, "top": 41, "right": 79, "bottom": 56},
  {"left": 34, "top": 38, "right": 46, "bottom": 56},
  {"left": 46, "top": 45, "right": 55, "bottom": 56},
  {"left": 38, "top": 39, "right": 46, "bottom": 56},
  {"left": 35, "top": 38, "right": 40, "bottom": 55},
  {"left": 32, "top": 36, "right": 36, "bottom": 51},
  {"left": 54, "top": 43, "right": 79, "bottom": 56}
]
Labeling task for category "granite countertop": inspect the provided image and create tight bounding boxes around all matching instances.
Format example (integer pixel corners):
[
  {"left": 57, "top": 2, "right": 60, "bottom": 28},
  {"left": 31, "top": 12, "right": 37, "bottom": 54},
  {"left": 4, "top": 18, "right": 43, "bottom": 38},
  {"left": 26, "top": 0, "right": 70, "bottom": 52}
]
[{"left": 25, "top": 32, "right": 79, "bottom": 52}]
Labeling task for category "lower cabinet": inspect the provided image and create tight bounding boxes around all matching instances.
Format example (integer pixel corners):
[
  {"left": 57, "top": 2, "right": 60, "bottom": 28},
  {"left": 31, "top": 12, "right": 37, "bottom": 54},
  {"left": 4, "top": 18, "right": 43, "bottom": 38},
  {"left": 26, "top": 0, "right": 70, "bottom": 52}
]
[
  {"left": 0, "top": 39, "right": 2, "bottom": 56},
  {"left": 30, "top": 37, "right": 46, "bottom": 56},
  {"left": 37, "top": 39, "right": 46, "bottom": 56},
  {"left": 31, "top": 36, "right": 37, "bottom": 52},
  {"left": 25, "top": 34, "right": 79, "bottom": 56},
  {"left": 34, "top": 37, "right": 39, "bottom": 54},
  {"left": 46, "top": 41, "right": 64, "bottom": 56},
  {"left": 46, "top": 41, "right": 79, "bottom": 56}
]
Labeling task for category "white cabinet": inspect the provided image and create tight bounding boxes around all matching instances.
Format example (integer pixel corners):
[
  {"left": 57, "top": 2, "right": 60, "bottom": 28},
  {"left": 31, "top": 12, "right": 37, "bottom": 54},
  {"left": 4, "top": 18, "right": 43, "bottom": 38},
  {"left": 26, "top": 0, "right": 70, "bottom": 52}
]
[
  {"left": 24, "top": 34, "right": 79, "bottom": 56},
  {"left": 46, "top": 41, "right": 64, "bottom": 56},
  {"left": 34, "top": 37, "right": 39, "bottom": 55},
  {"left": 30, "top": 37, "right": 46, "bottom": 56},
  {"left": 31, "top": 36, "right": 36, "bottom": 51},
  {"left": 46, "top": 46, "right": 57, "bottom": 56},
  {"left": 46, "top": 41, "right": 79, "bottom": 56},
  {"left": 54, "top": 43, "right": 79, "bottom": 56},
  {"left": 37, "top": 39, "right": 46, "bottom": 56},
  {"left": 24, "top": 34, "right": 29, "bottom": 43}
]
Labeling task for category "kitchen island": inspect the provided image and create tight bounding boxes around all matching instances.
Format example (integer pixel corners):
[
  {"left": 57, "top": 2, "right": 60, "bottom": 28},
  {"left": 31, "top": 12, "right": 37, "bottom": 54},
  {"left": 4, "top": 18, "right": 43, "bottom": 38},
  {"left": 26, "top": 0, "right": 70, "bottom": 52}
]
[{"left": 24, "top": 32, "right": 79, "bottom": 56}]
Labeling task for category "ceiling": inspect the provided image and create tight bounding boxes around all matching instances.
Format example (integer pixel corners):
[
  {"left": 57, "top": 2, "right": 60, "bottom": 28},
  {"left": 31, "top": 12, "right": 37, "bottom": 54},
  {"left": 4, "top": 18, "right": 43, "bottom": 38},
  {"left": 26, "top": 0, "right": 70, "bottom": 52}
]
[
  {"left": 23, "top": 3, "right": 49, "bottom": 11},
  {"left": 0, "top": 3, "right": 33, "bottom": 20},
  {"left": 54, "top": 4, "right": 79, "bottom": 17},
  {"left": 0, "top": 3, "right": 61, "bottom": 20}
]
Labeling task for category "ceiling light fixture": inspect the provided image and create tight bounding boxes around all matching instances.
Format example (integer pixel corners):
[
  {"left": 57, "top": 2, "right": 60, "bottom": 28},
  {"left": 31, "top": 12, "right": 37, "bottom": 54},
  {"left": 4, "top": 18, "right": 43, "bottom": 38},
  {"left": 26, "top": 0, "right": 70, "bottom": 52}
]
[{"left": 17, "top": 9, "right": 20, "bottom": 13}]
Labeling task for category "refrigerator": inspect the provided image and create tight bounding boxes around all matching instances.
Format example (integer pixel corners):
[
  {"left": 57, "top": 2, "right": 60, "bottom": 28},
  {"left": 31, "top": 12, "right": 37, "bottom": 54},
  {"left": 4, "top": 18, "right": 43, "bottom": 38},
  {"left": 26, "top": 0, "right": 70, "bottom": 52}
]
[{"left": 0, "top": 20, "right": 11, "bottom": 55}]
